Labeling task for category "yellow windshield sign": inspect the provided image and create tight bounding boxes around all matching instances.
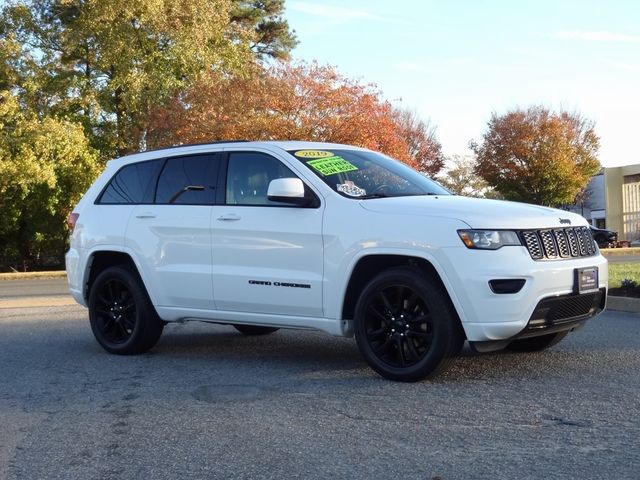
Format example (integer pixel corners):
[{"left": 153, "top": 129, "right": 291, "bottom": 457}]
[
  {"left": 307, "top": 156, "right": 358, "bottom": 176},
  {"left": 294, "top": 150, "right": 334, "bottom": 159}
]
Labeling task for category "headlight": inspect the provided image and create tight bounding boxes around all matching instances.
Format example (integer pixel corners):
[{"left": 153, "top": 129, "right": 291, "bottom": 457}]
[{"left": 458, "top": 230, "right": 521, "bottom": 250}]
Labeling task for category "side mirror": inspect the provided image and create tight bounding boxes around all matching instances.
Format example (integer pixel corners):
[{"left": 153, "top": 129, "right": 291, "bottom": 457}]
[{"left": 267, "top": 178, "right": 308, "bottom": 205}]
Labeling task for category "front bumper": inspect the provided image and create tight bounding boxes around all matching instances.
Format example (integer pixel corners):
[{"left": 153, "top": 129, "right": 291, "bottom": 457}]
[
  {"left": 437, "top": 245, "right": 608, "bottom": 342},
  {"left": 519, "top": 287, "right": 606, "bottom": 338},
  {"left": 468, "top": 288, "right": 606, "bottom": 352}
]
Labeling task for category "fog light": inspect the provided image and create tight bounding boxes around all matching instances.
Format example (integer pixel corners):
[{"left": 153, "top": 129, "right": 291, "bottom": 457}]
[{"left": 489, "top": 279, "right": 526, "bottom": 294}]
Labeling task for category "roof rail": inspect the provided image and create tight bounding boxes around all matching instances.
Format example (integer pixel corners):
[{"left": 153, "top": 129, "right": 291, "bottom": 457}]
[{"left": 134, "top": 140, "right": 251, "bottom": 155}]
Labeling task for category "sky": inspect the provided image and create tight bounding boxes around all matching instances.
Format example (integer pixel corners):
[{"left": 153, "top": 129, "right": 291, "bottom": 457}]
[{"left": 284, "top": 0, "right": 640, "bottom": 167}]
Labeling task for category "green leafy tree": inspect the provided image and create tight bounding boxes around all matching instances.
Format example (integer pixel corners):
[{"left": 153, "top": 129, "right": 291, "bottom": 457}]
[
  {"left": 0, "top": 0, "right": 296, "bottom": 269},
  {"left": 471, "top": 106, "right": 601, "bottom": 206},
  {"left": 231, "top": 0, "right": 298, "bottom": 60},
  {"left": 0, "top": 90, "right": 100, "bottom": 270},
  {"left": 1, "top": 0, "right": 296, "bottom": 157}
]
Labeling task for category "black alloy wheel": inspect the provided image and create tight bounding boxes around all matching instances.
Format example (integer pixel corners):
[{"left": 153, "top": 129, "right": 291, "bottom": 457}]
[
  {"left": 93, "top": 278, "right": 137, "bottom": 344},
  {"left": 89, "top": 266, "right": 164, "bottom": 355},
  {"left": 354, "top": 267, "right": 463, "bottom": 382},
  {"left": 362, "top": 285, "right": 432, "bottom": 368}
]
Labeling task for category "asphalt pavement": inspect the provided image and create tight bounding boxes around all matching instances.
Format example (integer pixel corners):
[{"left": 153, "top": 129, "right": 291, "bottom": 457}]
[{"left": 1, "top": 281, "right": 639, "bottom": 479}]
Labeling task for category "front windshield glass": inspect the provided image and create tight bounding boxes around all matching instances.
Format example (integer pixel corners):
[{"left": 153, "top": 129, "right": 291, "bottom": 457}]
[{"left": 288, "top": 149, "right": 450, "bottom": 199}]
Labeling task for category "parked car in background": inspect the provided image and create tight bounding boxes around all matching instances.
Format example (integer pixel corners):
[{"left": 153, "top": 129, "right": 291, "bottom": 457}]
[{"left": 590, "top": 225, "right": 618, "bottom": 248}]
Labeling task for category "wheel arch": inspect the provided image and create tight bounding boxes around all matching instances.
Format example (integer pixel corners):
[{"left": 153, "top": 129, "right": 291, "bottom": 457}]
[
  {"left": 340, "top": 253, "right": 467, "bottom": 338},
  {"left": 83, "top": 248, "right": 147, "bottom": 303}
]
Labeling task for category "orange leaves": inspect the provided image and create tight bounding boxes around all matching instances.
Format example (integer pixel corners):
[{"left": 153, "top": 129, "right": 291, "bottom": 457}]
[
  {"left": 147, "top": 62, "right": 443, "bottom": 174},
  {"left": 472, "top": 106, "right": 601, "bottom": 206}
]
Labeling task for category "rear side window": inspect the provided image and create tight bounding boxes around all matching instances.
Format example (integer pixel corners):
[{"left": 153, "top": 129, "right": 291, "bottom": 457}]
[
  {"left": 155, "top": 154, "right": 219, "bottom": 205},
  {"left": 98, "top": 159, "right": 163, "bottom": 204}
]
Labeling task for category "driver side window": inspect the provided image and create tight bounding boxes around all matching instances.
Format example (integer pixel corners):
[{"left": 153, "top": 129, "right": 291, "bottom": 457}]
[{"left": 226, "top": 152, "right": 299, "bottom": 206}]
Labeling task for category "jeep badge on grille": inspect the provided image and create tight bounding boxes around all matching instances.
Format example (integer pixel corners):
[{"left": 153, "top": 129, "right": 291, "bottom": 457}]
[{"left": 559, "top": 218, "right": 571, "bottom": 225}]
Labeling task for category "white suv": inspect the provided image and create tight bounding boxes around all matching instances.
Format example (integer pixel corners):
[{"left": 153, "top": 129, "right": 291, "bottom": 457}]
[{"left": 66, "top": 141, "right": 607, "bottom": 381}]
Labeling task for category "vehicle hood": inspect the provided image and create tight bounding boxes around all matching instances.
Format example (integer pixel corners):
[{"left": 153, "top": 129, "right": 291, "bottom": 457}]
[{"left": 359, "top": 195, "right": 587, "bottom": 229}]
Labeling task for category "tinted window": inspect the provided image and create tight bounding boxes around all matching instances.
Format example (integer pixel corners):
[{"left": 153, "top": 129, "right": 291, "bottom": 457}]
[
  {"left": 155, "top": 154, "right": 219, "bottom": 205},
  {"left": 226, "top": 152, "right": 299, "bottom": 206},
  {"left": 99, "top": 159, "right": 163, "bottom": 204}
]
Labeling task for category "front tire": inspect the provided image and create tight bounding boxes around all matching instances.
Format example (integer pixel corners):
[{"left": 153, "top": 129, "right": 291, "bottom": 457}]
[
  {"left": 354, "top": 267, "right": 464, "bottom": 382},
  {"left": 506, "top": 331, "right": 569, "bottom": 352},
  {"left": 88, "top": 266, "right": 164, "bottom": 355}
]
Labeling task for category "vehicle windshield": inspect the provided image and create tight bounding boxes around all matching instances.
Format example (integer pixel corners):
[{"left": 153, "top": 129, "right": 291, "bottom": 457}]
[{"left": 288, "top": 149, "right": 450, "bottom": 199}]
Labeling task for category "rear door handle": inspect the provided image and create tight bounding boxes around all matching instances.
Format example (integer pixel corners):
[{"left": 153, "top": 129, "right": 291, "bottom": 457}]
[
  {"left": 135, "top": 212, "right": 156, "bottom": 219},
  {"left": 217, "top": 213, "right": 241, "bottom": 221}
]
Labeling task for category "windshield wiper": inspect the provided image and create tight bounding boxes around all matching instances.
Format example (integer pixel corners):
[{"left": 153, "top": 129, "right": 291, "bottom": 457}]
[
  {"left": 358, "top": 192, "right": 445, "bottom": 199},
  {"left": 358, "top": 193, "right": 390, "bottom": 199}
]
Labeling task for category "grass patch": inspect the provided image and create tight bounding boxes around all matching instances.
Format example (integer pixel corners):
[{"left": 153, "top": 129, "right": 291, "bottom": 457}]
[{"left": 609, "top": 263, "right": 640, "bottom": 289}]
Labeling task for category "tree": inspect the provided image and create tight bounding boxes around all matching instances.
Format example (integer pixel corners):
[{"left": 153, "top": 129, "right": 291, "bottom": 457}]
[
  {"left": 0, "top": 90, "right": 100, "bottom": 270},
  {"left": 436, "top": 155, "right": 492, "bottom": 197},
  {"left": 471, "top": 106, "right": 601, "bottom": 206},
  {"left": 231, "top": 0, "right": 298, "bottom": 60},
  {"left": 0, "top": 0, "right": 296, "bottom": 157},
  {"left": 147, "top": 62, "right": 443, "bottom": 173},
  {"left": 392, "top": 108, "right": 443, "bottom": 176},
  {"left": 0, "top": 1, "right": 298, "bottom": 269}
]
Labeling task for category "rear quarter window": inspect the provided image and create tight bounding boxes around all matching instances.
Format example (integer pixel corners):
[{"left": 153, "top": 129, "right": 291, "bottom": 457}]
[{"left": 97, "top": 159, "right": 163, "bottom": 204}]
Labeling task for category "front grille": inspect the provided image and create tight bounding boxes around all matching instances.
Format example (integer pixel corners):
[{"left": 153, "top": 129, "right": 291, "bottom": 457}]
[
  {"left": 525, "top": 288, "right": 606, "bottom": 332},
  {"left": 520, "top": 227, "right": 596, "bottom": 260}
]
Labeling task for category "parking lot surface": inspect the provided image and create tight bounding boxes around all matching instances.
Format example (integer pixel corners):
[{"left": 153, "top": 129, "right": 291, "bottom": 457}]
[{"left": 1, "top": 292, "right": 639, "bottom": 479}]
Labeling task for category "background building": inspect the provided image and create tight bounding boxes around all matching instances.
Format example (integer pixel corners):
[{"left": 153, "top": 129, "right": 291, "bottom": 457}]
[
  {"left": 605, "top": 165, "right": 640, "bottom": 242},
  {"left": 567, "top": 172, "right": 606, "bottom": 228}
]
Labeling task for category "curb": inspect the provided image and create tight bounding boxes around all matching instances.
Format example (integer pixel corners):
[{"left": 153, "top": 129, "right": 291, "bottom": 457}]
[
  {"left": 0, "top": 296, "right": 77, "bottom": 309},
  {"left": 607, "top": 295, "right": 640, "bottom": 314},
  {"left": 0, "top": 271, "right": 67, "bottom": 280}
]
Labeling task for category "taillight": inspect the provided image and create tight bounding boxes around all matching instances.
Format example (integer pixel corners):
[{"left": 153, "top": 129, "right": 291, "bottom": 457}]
[{"left": 67, "top": 213, "right": 79, "bottom": 232}]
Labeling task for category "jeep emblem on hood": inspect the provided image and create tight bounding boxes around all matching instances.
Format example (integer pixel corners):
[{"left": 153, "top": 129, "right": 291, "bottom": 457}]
[{"left": 559, "top": 218, "right": 571, "bottom": 225}]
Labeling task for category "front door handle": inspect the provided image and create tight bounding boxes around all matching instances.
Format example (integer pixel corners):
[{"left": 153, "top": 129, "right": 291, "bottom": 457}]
[
  {"left": 135, "top": 212, "right": 156, "bottom": 219},
  {"left": 217, "top": 213, "right": 241, "bottom": 221}
]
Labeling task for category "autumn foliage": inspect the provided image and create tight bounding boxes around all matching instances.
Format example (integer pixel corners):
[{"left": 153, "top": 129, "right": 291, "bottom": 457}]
[
  {"left": 0, "top": 0, "right": 296, "bottom": 269},
  {"left": 471, "top": 106, "right": 601, "bottom": 206},
  {"left": 147, "top": 63, "right": 443, "bottom": 175}
]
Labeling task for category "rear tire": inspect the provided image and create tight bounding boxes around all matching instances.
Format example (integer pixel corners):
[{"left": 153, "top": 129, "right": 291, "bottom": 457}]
[
  {"left": 88, "top": 266, "right": 164, "bottom": 355},
  {"left": 354, "top": 267, "right": 464, "bottom": 382},
  {"left": 233, "top": 325, "right": 279, "bottom": 335},
  {"left": 506, "top": 331, "right": 569, "bottom": 352}
]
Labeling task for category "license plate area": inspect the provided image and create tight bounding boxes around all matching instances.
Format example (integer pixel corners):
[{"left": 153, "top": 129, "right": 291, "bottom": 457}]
[{"left": 575, "top": 267, "right": 599, "bottom": 294}]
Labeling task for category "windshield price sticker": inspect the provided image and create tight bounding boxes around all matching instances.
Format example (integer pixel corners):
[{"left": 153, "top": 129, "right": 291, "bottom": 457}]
[
  {"left": 294, "top": 150, "right": 334, "bottom": 158},
  {"left": 307, "top": 156, "right": 359, "bottom": 176}
]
